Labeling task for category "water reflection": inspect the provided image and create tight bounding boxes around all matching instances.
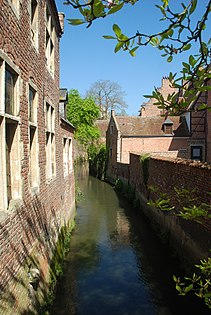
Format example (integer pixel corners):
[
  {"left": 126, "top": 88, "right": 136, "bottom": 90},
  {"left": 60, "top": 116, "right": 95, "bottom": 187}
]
[{"left": 51, "top": 173, "right": 209, "bottom": 315}]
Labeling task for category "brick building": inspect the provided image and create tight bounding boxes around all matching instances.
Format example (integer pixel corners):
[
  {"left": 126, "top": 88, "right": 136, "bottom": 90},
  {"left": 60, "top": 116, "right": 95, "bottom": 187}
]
[
  {"left": 139, "top": 77, "right": 177, "bottom": 117},
  {"left": 0, "top": 0, "right": 75, "bottom": 313},
  {"left": 106, "top": 110, "right": 190, "bottom": 179}
]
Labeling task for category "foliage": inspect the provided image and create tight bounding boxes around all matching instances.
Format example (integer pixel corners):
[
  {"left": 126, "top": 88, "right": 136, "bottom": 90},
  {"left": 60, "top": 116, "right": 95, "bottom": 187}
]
[
  {"left": 147, "top": 194, "right": 175, "bottom": 212},
  {"left": 178, "top": 204, "right": 211, "bottom": 221},
  {"left": 140, "top": 154, "right": 150, "bottom": 188},
  {"left": 65, "top": 0, "right": 211, "bottom": 113},
  {"left": 40, "top": 221, "right": 75, "bottom": 314},
  {"left": 67, "top": 89, "right": 100, "bottom": 146},
  {"left": 115, "top": 178, "right": 124, "bottom": 191},
  {"left": 86, "top": 79, "right": 128, "bottom": 119},
  {"left": 147, "top": 184, "right": 211, "bottom": 307},
  {"left": 173, "top": 256, "right": 211, "bottom": 308},
  {"left": 174, "top": 187, "right": 211, "bottom": 223},
  {"left": 88, "top": 143, "right": 107, "bottom": 179}
]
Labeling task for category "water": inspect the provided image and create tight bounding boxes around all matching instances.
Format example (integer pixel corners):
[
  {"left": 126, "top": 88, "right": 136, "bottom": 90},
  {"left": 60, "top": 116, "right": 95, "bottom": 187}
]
[{"left": 51, "top": 171, "right": 210, "bottom": 315}]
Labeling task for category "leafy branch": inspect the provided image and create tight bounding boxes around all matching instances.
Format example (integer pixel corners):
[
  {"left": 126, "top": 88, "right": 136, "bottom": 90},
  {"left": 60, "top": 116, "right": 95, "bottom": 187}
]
[
  {"left": 65, "top": 0, "right": 211, "bottom": 112},
  {"left": 173, "top": 256, "right": 211, "bottom": 308}
]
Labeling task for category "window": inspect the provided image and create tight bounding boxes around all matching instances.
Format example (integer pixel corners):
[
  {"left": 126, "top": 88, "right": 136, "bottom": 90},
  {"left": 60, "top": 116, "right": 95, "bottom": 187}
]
[
  {"left": 45, "top": 4, "right": 55, "bottom": 74},
  {"left": 29, "top": 85, "right": 37, "bottom": 123},
  {"left": 63, "top": 138, "right": 73, "bottom": 177},
  {"left": 0, "top": 61, "right": 21, "bottom": 211},
  {"left": 191, "top": 146, "right": 203, "bottom": 161},
  {"left": 45, "top": 103, "right": 55, "bottom": 179},
  {"left": 5, "top": 67, "right": 17, "bottom": 116},
  {"left": 30, "top": 0, "right": 38, "bottom": 48},
  {"left": 28, "top": 85, "right": 38, "bottom": 190},
  {"left": 29, "top": 127, "right": 38, "bottom": 189}
]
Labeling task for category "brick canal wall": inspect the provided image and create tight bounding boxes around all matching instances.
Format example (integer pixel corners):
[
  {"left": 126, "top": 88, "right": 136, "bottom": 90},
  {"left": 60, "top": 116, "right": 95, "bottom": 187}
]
[{"left": 113, "top": 153, "right": 211, "bottom": 268}]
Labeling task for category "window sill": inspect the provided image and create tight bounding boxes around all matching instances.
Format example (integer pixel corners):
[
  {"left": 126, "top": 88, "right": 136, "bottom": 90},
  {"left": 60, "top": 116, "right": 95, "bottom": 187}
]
[{"left": 5, "top": 113, "right": 20, "bottom": 123}]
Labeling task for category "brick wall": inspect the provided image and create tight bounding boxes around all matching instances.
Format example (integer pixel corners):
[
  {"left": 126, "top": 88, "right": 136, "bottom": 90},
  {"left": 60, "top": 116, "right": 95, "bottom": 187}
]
[
  {"left": 140, "top": 77, "right": 177, "bottom": 117},
  {"left": 121, "top": 137, "right": 190, "bottom": 163},
  {"left": 0, "top": 0, "right": 75, "bottom": 313},
  {"left": 111, "top": 153, "right": 211, "bottom": 266}
]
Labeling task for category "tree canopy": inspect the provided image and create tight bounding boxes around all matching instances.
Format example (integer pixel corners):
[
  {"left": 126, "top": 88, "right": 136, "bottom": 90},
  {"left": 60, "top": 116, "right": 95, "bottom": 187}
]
[
  {"left": 67, "top": 89, "right": 100, "bottom": 145},
  {"left": 64, "top": 0, "right": 211, "bottom": 114},
  {"left": 86, "top": 79, "right": 127, "bottom": 119}
]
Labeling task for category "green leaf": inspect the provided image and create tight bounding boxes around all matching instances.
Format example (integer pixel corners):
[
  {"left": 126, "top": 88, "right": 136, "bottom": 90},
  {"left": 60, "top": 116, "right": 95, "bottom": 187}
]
[
  {"left": 67, "top": 19, "right": 85, "bottom": 26},
  {"left": 167, "top": 55, "right": 173, "bottom": 62},
  {"left": 143, "top": 94, "right": 154, "bottom": 98},
  {"left": 162, "top": 0, "right": 169, "bottom": 8},
  {"left": 93, "top": 1, "right": 104, "bottom": 17},
  {"left": 113, "top": 24, "right": 122, "bottom": 37},
  {"left": 129, "top": 46, "right": 139, "bottom": 57},
  {"left": 108, "top": 2, "right": 124, "bottom": 15},
  {"left": 114, "top": 41, "right": 124, "bottom": 53},
  {"left": 183, "top": 44, "right": 191, "bottom": 51},
  {"left": 103, "top": 35, "right": 116, "bottom": 39},
  {"left": 190, "top": 0, "right": 197, "bottom": 15},
  {"left": 189, "top": 55, "right": 196, "bottom": 67}
]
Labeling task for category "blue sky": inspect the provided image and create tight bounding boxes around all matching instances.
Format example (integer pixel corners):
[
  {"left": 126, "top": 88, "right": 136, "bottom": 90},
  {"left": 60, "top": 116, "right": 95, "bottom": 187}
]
[{"left": 56, "top": 1, "right": 209, "bottom": 116}]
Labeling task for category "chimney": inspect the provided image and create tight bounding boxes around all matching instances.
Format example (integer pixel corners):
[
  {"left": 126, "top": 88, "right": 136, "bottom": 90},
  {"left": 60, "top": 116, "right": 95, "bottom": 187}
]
[{"left": 58, "top": 12, "right": 65, "bottom": 35}]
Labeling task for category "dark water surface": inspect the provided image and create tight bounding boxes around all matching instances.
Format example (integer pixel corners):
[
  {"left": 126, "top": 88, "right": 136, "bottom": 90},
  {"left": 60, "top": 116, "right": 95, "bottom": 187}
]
[{"left": 51, "top": 170, "right": 209, "bottom": 315}]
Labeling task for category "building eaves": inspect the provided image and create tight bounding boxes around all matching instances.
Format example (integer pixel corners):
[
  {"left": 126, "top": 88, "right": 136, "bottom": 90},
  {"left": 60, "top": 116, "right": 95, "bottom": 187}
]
[{"left": 60, "top": 117, "right": 75, "bottom": 129}]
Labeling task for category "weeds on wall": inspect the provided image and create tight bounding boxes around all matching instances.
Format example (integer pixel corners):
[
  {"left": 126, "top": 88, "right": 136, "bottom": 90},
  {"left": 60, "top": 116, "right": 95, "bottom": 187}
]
[
  {"left": 147, "top": 185, "right": 211, "bottom": 308},
  {"left": 140, "top": 154, "right": 150, "bottom": 188},
  {"left": 40, "top": 220, "right": 75, "bottom": 315},
  {"left": 148, "top": 185, "right": 211, "bottom": 223}
]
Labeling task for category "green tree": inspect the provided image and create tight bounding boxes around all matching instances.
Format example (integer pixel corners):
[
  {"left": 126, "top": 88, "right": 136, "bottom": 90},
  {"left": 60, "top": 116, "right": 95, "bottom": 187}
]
[
  {"left": 65, "top": 0, "right": 211, "bottom": 113},
  {"left": 67, "top": 89, "right": 100, "bottom": 146}
]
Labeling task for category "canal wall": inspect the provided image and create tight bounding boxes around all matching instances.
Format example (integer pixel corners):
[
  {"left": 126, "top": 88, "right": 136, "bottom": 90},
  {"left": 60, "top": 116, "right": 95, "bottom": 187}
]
[
  {"left": 109, "top": 153, "right": 211, "bottom": 269},
  {"left": 0, "top": 173, "right": 75, "bottom": 315}
]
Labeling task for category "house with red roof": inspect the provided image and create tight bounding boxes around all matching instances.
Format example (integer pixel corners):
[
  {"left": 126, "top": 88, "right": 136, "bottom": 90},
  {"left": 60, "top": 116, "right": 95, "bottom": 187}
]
[{"left": 106, "top": 110, "right": 191, "bottom": 179}]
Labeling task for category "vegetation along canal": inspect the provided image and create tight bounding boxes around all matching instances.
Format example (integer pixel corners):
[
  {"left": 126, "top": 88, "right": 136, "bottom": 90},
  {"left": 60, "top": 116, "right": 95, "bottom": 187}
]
[{"left": 51, "top": 170, "right": 210, "bottom": 315}]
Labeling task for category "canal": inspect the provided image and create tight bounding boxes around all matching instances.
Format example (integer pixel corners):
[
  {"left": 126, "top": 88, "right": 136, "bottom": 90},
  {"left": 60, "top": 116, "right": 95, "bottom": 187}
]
[{"left": 51, "top": 169, "right": 209, "bottom": 315}]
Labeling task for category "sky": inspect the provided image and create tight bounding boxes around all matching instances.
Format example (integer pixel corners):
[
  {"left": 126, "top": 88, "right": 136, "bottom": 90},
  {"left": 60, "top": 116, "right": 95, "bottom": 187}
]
[{"left": 56, "top": 1, "right": 210, "bottom": 116}]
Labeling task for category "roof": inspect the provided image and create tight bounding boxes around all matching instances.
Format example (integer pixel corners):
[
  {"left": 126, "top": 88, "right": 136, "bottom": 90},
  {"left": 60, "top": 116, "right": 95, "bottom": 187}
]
[{"left": 114, "top": 116, "right": 189, "bottom": 137}]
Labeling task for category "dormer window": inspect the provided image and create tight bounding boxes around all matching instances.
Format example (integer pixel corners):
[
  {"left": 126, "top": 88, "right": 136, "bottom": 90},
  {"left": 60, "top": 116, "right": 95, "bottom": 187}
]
[{"left": 162, "top": 118, "right": 173, "bottom": 135}]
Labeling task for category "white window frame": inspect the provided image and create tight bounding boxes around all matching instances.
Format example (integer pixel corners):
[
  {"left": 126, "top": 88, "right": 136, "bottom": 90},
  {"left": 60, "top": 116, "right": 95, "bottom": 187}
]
[
  {"left": 0, "top": 58, "right": 22, "bottom": 211},
  {"left": 45, "top": 3, "right": 55, "bottom": 76},
  {"left": 45, "top": 102, "right": 56, "bottom": 180},
  {"left": 30, "top": 0, "right": 39, "bottom": 49}
]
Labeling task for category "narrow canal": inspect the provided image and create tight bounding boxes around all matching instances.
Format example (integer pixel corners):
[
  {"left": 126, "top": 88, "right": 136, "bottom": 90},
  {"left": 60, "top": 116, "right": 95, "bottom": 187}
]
[{"left": 51, "top": 169, "right": 209, "bottom": 315}]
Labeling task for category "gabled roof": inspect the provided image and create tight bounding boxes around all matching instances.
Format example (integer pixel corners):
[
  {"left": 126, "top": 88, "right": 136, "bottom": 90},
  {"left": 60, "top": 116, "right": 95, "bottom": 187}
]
[{"left": 114, "top": 116, "right": 189, "bottom": 137}]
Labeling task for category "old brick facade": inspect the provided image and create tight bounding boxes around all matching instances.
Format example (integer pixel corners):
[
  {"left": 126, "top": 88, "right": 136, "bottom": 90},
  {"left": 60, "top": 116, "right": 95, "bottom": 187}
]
[
  {"left": 112, "top": 153, "right": 211, "bottom": 267},
  {"left": 0, "top": 0, "right": 75, "bottom": 313},
  {"left": 106, "top": 110, "right": 190, "bottom": 179},
  {"left": 139, "top": 77, "right": 177, "bottom": 117}
]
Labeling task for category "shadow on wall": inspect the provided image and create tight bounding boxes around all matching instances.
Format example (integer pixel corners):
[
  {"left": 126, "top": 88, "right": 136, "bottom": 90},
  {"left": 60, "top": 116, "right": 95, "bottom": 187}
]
[{"left": 0, "top": 196, "right": 64, "bottom": 315}]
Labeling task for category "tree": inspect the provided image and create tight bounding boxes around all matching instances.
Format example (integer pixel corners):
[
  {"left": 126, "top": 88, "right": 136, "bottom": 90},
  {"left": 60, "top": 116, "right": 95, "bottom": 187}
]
[
  {"left": 86, "top": 80, "right": 128, "bottom": 119},
  {"left": 67, "top": 89, "right": 100, "bottom": 146},
  {"left": 65, "top": 0, "right": 211, "bottom": 113}
]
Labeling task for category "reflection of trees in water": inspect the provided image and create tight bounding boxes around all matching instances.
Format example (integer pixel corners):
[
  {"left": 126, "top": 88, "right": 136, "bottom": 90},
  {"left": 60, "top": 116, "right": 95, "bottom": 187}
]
[{"left": 51, "top": 240, "right": 100, "bottom": 315}]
